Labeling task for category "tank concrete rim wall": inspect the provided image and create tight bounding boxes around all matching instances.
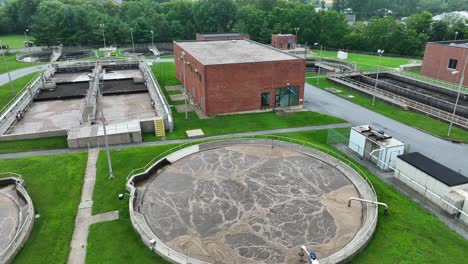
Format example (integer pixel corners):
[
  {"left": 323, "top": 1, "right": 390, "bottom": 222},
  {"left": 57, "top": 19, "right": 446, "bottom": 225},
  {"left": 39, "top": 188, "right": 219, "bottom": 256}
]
[
  {"left": 0, "top": 177, "right": 35, "bottom": 264},
  {"left": 126, "top": 138, "right": 378, "bottom": 264}
]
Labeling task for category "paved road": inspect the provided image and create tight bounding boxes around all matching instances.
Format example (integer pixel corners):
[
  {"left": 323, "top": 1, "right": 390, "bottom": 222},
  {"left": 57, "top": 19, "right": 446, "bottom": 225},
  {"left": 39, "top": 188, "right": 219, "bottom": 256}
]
[
  {"left": 0, "top": 65, "right": 48, "bottom": 86},
  {"left": 303, "top": 82, "right": 468, "bottom": 175},
  {"left": 0, "top": 123, "right": 351, "bottom": 160}
]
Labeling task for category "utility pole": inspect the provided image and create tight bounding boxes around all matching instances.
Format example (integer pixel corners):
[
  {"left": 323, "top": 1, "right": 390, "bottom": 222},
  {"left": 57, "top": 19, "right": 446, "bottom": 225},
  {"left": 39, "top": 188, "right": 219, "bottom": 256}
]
[
  {"left": 372, "top": 49, "right": 384, "bottom": 106},
  {"left": 448, "top": 54, "right": 468, "bottom": 136},
  {"left": 150, "top": 30, "right": 155, "bottom": 62},
  {"left": 100, "top": 24, "right": 106, "bottom": 48},
  {"left": 294, "top": 27, "right": 299, "bottom": 49},
  {"left": 24, "top": 29, "right": 31, "bottom": 62},
  {"left": 0, "top": 40, "right": 16, "bottom": 96},
  {"left": 130, "top": 28, "right": 135, "bottom": 57},
  {"left": 314, "top": 43, "right": 323, "bottom": 85}
]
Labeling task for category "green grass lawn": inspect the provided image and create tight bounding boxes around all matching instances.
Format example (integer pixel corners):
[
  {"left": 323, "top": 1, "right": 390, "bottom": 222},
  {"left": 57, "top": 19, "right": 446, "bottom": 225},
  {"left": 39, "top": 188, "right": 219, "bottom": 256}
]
[
  {"left": 310, "top": 49, "right": 419, "bottom": 71},
  {"left": 0, "top": 136, "right": 68, "bottom": 154},
  {"left": 0, "top": 54, "right": 43, "bottom": 74},
  {"left": 0, "top": 152, "right": 88, "bottom": 264},
  {"left": 0, "top": 72, "right": 40, "bottom": 109},
  {"left": 87, "top": 129, "right": 468, "bottom": 263},
  {"left": 148, "top": 62, "right": 346, "bottom": 141},
  {"left": 407, "top": 69, "right": 422, "bottom": 75},
  {"left": 0, "top": 35, "right": 33, "bottom": 49},
  {"left": 309, "top": 77, "right": 468, "bottom": 142},
  {"left": 97, "top": 49, "right": 125, "bottom": 58},
  {"left": 88, "top": 144, "right": 180, "bottom": 263}
]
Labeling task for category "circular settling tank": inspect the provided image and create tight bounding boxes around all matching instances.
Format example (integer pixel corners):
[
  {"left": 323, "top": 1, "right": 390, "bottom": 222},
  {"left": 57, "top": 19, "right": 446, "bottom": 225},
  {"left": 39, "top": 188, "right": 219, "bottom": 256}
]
[
  {"left": 131, "top": 140, "right": 377, "bottom": 264},
  {"left": 0, "top": 178, "right": 34, "bottom": 263}
]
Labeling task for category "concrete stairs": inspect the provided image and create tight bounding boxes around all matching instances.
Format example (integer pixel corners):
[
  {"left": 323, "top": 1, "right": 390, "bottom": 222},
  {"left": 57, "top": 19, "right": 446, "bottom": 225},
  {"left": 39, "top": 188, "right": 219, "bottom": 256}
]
[{"left": 154, "top": 118, "right": 165, "bottom": 137}]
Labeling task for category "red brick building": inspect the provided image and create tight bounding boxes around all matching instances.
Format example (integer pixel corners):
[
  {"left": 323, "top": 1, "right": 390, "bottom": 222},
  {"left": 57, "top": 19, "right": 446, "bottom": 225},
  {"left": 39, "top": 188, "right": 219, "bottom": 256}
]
[
  {"left": 173, "top": 40, "right": 306, "bottom": 115},
  {"left": 421, "top": 40, "right": 468, "bottom": 86},
  {"left": 195, "top": 32, "right": 250, "bottom": 41},
  {"left": 271, "top": 34, "right": 296, "bottom": 50}
]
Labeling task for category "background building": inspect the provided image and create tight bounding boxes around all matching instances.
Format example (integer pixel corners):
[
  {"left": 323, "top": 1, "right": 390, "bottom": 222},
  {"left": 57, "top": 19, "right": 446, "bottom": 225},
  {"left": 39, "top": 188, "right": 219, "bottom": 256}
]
[
  {"left": 271, "top": 34, "right": 296, "bottom": 50},
  {"left": 421, "top": 40, "right": 468, "bottom": 86},
  {"left": 173, "top": 39, "right": 306, "bottom": 115},
  {"left": 195, "top": 32, "right": 250, "bottom": 41}
]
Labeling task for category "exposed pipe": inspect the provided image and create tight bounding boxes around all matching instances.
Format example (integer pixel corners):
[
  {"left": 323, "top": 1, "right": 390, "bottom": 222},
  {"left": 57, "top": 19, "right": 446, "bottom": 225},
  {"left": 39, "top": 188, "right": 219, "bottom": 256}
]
[{"left": 348, "top": 197, "right": 388, "bottom": 215}]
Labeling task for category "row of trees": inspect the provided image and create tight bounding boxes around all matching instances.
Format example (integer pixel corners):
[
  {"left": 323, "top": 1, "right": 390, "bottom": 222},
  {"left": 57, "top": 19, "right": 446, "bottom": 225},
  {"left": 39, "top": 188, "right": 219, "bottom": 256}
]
[
  {"left": 333, "top": 0, "right": 468, "bottom": 18},
  {"left": 0, "top": 0, "right": 467, "bottom": 56}
]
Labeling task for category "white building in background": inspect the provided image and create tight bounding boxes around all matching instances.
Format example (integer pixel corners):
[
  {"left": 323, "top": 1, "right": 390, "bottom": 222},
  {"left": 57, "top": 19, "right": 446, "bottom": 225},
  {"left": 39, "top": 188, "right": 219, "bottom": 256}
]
[
  {"left": 433, "top": 11, "right": 468, "bottom": 21},
  {"left": 395, "top": 152, "right": 468, "bottom": 224},
  {"left": 348, "top": 125, "right": 405, "bottom": 171}
]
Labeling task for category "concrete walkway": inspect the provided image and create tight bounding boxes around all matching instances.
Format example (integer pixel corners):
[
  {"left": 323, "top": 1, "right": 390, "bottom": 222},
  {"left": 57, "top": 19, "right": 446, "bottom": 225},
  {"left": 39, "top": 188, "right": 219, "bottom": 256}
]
[
  {"left": 67, "top": 149, "right": 118, "bottom": 264},
  {"left": 0, "top": 65, "right": 47, "bottom": 86},
  {"left": 0, "top": 123, "right": 351, "bottom": 160},
  {"left": 303, "top": 82, "right": 468, "bottom": 175}
]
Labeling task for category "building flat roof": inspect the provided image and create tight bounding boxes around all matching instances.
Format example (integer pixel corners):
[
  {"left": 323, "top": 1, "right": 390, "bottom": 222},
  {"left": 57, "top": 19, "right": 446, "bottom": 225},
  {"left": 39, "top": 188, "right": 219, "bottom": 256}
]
[
  {"left": 430, "top": 40, "right": 468, "bottom": 48},
  {"left": 198, "top": 32, "right": 247, "bottom": 37},
  {"left": 351, "top": 125, "right": 404, "bottom": 148},
  {"left": 398, "top": 152, "right": 468, "bottom": 187},
  {"left": 175, "top": 40, "right": 302, "bottom": 65}
]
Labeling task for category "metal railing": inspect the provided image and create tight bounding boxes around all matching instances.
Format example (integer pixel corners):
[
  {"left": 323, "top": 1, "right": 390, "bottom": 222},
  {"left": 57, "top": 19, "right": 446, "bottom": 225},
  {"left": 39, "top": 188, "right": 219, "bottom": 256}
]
[
  {"left": 139, "top": 61, "right": 174, "bottom": 131},
  {"left": 0, "top": 70, "right": 43, "bottom": 117},
  {"left": 393, "top": 69, "right": 468, "bottom": 93},
  {"left": 126, "top": 136, "right": 379, "bottom": 264},
  {"left": 328, "top": 75, "right": 468, "bottom": 129}
]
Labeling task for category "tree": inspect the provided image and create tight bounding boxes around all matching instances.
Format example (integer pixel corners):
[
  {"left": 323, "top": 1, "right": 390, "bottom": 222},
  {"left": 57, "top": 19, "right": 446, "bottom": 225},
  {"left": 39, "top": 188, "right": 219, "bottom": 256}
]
[
  {"left": 406, "top": 11, "right": 432, "bottom": 34},
  {"left": 430, "top": 20, "right": 449, "bottom": 41},
  {"left": 234, "top": 5, "right": 268, "bottom": 42},
  {"left": 333, "top": 0, "right": 349, "bottom": 12},
  {"left": 193, "top": 0, "right": 238, "bottom": 32}
]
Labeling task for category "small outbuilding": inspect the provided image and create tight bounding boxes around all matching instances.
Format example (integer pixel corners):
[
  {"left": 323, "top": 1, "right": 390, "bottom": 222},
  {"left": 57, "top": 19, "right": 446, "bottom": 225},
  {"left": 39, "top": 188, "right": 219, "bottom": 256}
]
[
  {"left": 421, "top": 40, "right": 468, "bottom": 86},
  {"left": 348, "top": 125, "right": 405, "bottom": 171},
  {"left": 395, "top": 152, "right": 468, "bottom": 223},
  {"left": 271, "top": 34, "right": 297, "bottom": 50}
]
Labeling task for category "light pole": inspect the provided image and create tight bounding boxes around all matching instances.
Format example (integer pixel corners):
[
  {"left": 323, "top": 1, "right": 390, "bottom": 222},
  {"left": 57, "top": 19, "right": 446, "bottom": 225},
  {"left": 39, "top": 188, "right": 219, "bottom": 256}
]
[
  {"left": 130, "top": 28, "right": 135, "bottom": 57},
  {"left": 448, "top": 55, "right": 468, "bottom": 136},
  {"left": 294, "top": 27, "right": 299, "bottom": 49},
  {"left": 150, "top": 30, "right": 155, "bottom": 61},
  {"left": 0, "top": 40, "right": 16, "bottom": 96},
  {"left": 314, "top": 43, "right": 323, "bottom": 85},
  {"left": 99, "top": 109, "right": 114, "bottom": 179},
  {"left": 99, "top": 24, "right": 106, "bottom": 48},
  {"left": 181, "top": 51, "right": 188, "bottom": 119},
  {"left": 454, "top": 31, "right": 459, "bottom": 41},
  {"left": 24, "top": 29, "right": 31, "bottom": 62},
  {"left": 372, "top": 49, "right": 384, "bottom": 106}
]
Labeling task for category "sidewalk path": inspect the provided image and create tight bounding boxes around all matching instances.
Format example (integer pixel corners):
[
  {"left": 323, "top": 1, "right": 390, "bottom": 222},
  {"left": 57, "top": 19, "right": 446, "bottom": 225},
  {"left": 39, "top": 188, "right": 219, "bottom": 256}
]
[
  {"left": 0, "top": 123, "right": 351, "bottom": 160},
  {"left": 0, "top": 65, "right": 47, "bottom": 86},
  {"left": 67, "top": 149, "right": 118, "bottom": 264}
]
